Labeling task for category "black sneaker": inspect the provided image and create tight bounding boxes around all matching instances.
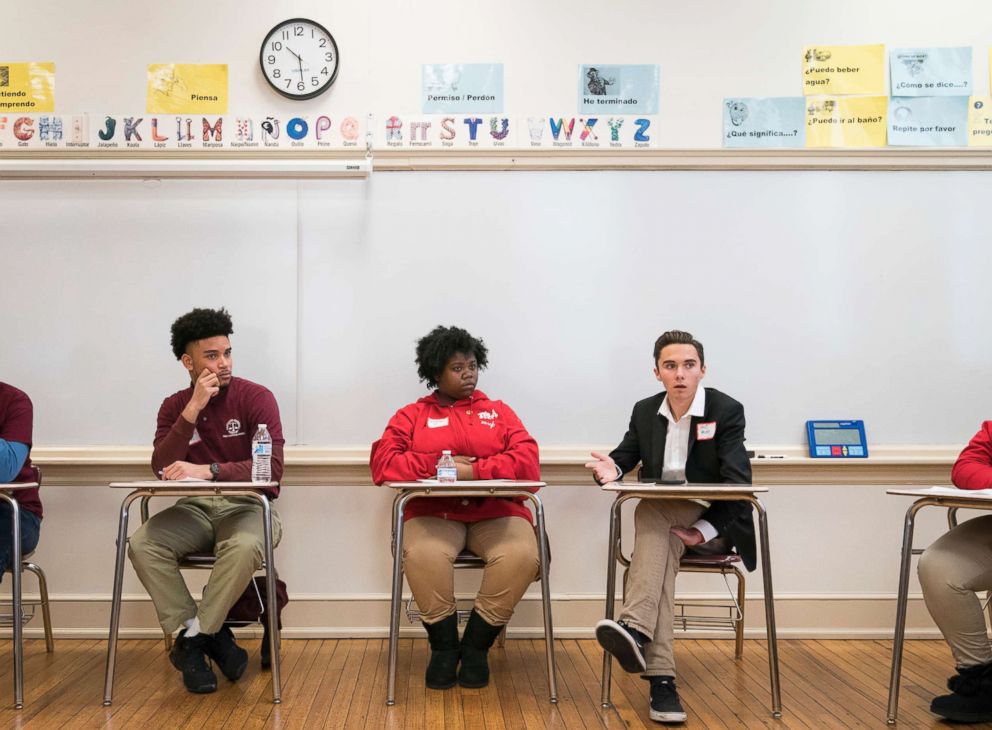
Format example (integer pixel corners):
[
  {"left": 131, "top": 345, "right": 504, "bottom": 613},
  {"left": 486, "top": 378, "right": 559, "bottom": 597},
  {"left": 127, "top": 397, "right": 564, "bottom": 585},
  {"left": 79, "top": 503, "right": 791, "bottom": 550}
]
[
  {"left": 931, "top": 662, "right": 992, "bottom": 722},
  {"left": 595, "top": 619, "right": 648, "bottom": 673},
  {"left": 204, "top": 625, "right": 249, "bottom": 681},
  {"left": 649, "top": 676, "right": 687, "bottom": 724},
  {"left": 169, "top": 630, "right": 218, "bottom": 694}
]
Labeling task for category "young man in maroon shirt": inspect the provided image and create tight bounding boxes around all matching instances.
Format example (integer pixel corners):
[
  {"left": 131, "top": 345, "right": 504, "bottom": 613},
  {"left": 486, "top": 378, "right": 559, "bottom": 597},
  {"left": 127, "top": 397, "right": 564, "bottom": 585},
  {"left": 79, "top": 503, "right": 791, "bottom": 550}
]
[{"left": 128, "top": 307, "right": 285, "bottom": 694}]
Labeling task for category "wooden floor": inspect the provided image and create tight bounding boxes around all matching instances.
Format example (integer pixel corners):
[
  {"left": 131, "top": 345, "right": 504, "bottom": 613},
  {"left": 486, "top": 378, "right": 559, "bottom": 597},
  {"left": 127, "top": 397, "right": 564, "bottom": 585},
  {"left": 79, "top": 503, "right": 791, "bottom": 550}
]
[{"left": 0, "top": 637, "right": 979, "bottom": 728}]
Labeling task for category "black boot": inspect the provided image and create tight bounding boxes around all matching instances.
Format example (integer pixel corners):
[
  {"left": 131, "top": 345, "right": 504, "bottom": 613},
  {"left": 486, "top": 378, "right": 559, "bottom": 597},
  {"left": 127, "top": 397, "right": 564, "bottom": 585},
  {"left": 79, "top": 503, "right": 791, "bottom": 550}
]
[
  {"left": 458, "top": 610, "right": 504, "bottom": 688},
  {"left": 931, "top": 661, "right": 992, "bottom": 722},
  {"left": 423, "top": 613, "right": 460, "bottom": 690},
  {"left": 169, "top": 630, "right": 218, "bottom": 694}
]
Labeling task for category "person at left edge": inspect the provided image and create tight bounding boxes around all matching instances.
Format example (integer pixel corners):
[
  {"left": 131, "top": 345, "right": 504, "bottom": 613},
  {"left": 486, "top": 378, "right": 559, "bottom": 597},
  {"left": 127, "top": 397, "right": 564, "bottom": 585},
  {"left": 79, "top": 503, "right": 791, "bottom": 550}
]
[
  {"left": 0, "top": 383, "right": 43, "bottom": 582},
  {"left": 370, "top": 325, "right": 541, "bottom": 692},
  {"left": 127, "top": 307, "right": 285, "bottom": 694}
]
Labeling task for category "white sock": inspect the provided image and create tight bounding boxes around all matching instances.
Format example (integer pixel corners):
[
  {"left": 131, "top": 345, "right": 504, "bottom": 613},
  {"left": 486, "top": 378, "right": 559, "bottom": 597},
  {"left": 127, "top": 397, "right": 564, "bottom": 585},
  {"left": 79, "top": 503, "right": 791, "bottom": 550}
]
[{"left": 184, "top": 616, "right": 202, "bottom": 638}]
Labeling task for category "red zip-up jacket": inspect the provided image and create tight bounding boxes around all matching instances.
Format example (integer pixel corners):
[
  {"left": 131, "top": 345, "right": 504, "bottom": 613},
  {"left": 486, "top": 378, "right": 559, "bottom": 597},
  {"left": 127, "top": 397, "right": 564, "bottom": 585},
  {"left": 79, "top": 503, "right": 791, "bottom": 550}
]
[
  {"left": 951, "top": 421, "right": 992, "bottom": 490},
  {"left": 370, "top": 390, "right": 540, "bottom": 523}
]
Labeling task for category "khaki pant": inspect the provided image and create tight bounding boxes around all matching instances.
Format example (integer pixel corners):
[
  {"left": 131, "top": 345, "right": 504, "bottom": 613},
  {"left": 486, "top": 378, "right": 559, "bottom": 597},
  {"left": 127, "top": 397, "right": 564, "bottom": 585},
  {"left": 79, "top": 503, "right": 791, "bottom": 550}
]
[
  {"left": 919, "top": 514, "right": 992, "bottom": 668},
  {"left": 402, "top": 515, "right": 539, "bottom": 627},
  {"left": 619, "top": 499, "right": 706, "bottom": 677},
  {"left": 128, "top": 496, "right": 283, "bottom": 635}
]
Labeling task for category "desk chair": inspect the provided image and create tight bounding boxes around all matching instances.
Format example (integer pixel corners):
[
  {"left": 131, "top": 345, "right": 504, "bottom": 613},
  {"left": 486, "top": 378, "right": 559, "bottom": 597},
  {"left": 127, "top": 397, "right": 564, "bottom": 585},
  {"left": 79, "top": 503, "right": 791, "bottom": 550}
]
[
  {"left": 1, "top": 466, "right": 53, "bottom": 655},
  {"left": 615, "top": 541, "right": 745, "bottom": 659},
  {"left": 138, "top": 497, "right": 280, "bottom": 668},
  {"left": 385, "top": 483, "right": 557, "bottom": 706}
]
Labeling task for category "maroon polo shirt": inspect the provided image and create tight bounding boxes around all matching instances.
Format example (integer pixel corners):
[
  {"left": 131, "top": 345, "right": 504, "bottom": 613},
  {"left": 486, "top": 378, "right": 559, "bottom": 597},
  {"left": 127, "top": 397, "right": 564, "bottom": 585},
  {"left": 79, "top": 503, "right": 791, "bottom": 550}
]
[
  {"left": 152, "top": 376, "right": 284, "bottom": 499},
  {"left": 0, "top": 383, "right": 43, "bottom": 518}
]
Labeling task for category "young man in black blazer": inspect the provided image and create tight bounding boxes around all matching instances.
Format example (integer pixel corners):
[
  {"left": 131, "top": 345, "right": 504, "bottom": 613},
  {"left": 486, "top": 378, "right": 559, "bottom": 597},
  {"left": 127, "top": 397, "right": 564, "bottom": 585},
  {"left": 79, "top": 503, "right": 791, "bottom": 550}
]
[{"left": 586, "top": 330, "right": 754, "bottom": 724}]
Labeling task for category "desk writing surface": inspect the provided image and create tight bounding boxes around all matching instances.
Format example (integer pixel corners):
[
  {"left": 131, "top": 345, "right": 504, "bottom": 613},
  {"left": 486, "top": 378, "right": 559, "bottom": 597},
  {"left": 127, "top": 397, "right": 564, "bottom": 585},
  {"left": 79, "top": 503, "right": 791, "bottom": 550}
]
[
  {"left": 600, "top": 483, "right": 768, "bottom": 495},
  {"left": 385, "top": 480, "right": 546, "bottom": 490},
  {"left": 887, "top": 486, "right": 992, "bottom": 500},
  {"left": 0, "top": 483, "right": 39, "bottom": 490},
  {"left": 109, "top": 481, "right": 277, "bottom": 489}
]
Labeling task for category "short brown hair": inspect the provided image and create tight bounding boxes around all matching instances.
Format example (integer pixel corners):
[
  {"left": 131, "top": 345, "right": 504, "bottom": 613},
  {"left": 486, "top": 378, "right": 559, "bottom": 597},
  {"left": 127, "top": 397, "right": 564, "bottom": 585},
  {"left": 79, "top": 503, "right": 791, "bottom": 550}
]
[{"left": 653, "top": 330, "right": 704, "bottom": 366}]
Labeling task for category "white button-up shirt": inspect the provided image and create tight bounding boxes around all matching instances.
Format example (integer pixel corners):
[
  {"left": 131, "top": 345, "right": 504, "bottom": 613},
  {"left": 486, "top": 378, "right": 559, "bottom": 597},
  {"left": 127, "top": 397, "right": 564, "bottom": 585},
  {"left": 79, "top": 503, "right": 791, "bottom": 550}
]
[{"left": 658, "top": 385, "right": 718, "bottom": 543}]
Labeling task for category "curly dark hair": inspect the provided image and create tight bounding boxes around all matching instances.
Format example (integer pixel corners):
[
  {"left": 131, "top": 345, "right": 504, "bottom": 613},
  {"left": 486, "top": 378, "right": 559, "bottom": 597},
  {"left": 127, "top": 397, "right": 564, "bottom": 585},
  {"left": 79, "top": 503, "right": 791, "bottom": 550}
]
[
  {"left": 415, "top": 325, "right": 489, "bottom": 388},
  {"left": 170, "top": 307, "right": 234, "bottom": 360}
]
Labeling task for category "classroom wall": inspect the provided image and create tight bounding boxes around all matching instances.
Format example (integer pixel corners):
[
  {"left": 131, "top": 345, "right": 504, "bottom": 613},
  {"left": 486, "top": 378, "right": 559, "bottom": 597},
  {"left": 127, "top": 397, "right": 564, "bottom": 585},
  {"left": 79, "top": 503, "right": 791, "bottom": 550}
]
[{"left": 2, "top": 1, "right": 991, "bottom": 638}]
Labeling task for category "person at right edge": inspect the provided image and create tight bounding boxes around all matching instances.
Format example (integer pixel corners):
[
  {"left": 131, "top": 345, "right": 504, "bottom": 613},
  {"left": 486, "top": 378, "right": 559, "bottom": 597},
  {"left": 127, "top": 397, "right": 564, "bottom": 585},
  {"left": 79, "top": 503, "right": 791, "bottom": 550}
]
[
  {"left": 585, "top": 330, "right": 755, "bottom": 724},
  {"left": 920, "top": 421, "right": 992, "bottom": 723}
]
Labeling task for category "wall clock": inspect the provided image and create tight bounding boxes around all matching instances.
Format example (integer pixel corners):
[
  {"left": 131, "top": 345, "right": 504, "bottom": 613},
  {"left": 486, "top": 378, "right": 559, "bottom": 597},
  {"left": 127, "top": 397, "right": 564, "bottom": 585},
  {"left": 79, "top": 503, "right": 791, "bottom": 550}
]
[{"left": 259, "top": 18, "right": 339, "bottom": 100}]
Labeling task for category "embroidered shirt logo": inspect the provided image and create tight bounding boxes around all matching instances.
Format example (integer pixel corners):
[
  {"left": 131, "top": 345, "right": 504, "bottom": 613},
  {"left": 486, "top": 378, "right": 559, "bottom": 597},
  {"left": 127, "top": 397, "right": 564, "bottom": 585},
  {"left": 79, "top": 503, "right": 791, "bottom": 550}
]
[
  {"left": 224, "top": 419, "right": 244, "bottom": 438},
  {"left": 477, "top": 410, "right": 498, "bottom": 429},
  {"left": 427, "top": 417, "right": 449, "bottom": 429}
]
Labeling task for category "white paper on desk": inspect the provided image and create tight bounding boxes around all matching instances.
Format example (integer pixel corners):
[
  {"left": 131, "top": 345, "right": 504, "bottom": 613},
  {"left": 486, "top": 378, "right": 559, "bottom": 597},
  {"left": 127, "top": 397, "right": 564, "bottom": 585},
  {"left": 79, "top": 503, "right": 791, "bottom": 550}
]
[{"left": 923, "top": 486, "right": 992, "bottom": 497}]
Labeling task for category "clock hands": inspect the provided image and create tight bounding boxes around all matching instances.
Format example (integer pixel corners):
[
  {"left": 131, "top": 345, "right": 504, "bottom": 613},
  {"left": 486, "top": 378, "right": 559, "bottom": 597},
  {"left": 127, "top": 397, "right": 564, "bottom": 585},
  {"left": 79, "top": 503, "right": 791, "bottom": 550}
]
[{"left": 286, "top": 45, "right": 305, "bottom": 83}]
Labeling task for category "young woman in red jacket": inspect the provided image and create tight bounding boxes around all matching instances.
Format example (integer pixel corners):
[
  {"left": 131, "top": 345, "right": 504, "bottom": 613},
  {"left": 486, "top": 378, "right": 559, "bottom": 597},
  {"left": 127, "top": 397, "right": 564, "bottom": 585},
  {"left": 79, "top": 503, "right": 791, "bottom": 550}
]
[
  {"left": 919, "top": 421, "right": 992, "bottom": 722},
  {"left": 370, "top": 325, "right": 541, "bottom": 691}
]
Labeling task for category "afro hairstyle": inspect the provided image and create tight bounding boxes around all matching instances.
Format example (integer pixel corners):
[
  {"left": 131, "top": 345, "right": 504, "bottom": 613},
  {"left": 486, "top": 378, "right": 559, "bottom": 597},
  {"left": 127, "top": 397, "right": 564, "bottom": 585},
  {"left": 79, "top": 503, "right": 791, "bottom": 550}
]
[
  {"left": 415, "top": 325, "right": 489, "bottom": 388},
  {"left": 170, "top": 307, "right": 234, "bottom": 360}
]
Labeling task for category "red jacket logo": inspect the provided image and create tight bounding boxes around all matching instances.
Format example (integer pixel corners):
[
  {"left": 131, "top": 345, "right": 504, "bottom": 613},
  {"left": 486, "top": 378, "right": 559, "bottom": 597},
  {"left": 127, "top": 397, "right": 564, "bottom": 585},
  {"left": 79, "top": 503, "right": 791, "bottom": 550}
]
[{"left": 478, "top": 409, "right": 498, "bottom": 429}]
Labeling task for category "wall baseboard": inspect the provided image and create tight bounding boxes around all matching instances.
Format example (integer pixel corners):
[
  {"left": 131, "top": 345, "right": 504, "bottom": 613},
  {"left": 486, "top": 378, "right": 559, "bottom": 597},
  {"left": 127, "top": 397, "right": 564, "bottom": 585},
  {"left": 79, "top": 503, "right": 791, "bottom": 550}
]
[{"left": 0, "top": 593, "right": 942, "bottom": 640}]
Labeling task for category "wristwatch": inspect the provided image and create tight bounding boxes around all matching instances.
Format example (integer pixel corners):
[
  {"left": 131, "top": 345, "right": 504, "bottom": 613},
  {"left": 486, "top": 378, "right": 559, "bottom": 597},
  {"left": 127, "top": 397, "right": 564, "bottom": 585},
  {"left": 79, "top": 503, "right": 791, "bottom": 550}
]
[{"left": 209, "top": 463, "right": 220, "bottom": 481}]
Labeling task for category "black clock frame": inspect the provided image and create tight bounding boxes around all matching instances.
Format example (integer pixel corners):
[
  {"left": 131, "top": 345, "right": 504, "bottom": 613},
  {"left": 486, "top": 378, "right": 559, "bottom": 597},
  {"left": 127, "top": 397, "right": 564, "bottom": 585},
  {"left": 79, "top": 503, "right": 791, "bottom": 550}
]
[{"left": 259, "top": 17, "right": 340, "bottom": 101}]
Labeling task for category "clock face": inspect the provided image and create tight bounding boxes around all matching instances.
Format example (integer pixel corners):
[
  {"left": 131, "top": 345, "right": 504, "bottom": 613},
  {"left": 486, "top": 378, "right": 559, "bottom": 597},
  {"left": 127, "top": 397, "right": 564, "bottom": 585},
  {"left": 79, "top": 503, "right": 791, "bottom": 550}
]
[{"left": 259, "top": 18, "right": 339, "bottom": 100}]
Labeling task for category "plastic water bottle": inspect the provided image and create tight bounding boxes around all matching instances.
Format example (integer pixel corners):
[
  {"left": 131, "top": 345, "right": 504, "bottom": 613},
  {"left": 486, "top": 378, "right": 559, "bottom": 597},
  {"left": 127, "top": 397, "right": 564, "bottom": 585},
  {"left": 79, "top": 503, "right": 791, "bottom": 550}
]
[
  {"left": 436, "top": 450, "right": 457, "bottom": 483},
  {"left": 251, "top": 424, "right": 272, "bottom": 484}
]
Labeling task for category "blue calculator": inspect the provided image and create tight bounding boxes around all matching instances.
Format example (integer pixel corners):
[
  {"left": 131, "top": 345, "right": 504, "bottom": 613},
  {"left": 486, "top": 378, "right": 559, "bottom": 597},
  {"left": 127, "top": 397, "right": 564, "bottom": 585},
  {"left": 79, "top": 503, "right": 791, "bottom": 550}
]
[{"left": 806, "top": 420, "right": 868, "bottom": 458}]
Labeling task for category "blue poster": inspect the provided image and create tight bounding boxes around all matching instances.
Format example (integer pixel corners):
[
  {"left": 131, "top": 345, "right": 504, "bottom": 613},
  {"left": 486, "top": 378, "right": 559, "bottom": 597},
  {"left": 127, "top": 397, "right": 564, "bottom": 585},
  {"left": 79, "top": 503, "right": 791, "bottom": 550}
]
[
  {"left": 422, "top": 64, "right": 503, "bottom": 113},
  {"left": 890, "top": 47, "right": 972, "bottom": 97},
  {"left": 888, "top": 96, "right": 969, "bottom": 146},
  {"left": 722, "top": 97, "right": 806, "bottom": 148},
  {"left": 578, "top": 65, "right": 659, "bottom": 114}
]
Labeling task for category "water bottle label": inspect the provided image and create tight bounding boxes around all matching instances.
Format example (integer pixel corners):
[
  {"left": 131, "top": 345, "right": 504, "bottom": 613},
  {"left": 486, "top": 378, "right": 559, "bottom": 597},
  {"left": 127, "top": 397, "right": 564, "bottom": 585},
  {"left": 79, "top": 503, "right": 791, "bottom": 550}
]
[
  {"left": 253, "top": 443, "right": 272, "bottom": 456},
  {"left": 437, "top": 467, "right": 457, "bottom": 481}
]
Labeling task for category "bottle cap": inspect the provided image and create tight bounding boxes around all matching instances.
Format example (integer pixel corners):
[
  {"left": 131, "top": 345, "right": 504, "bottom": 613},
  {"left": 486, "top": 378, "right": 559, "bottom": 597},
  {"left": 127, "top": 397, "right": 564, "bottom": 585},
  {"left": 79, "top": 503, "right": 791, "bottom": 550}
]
[
  {"left": 259, "top": 424, "right": 267, "bottom": 428},
  {"left": 442, "top": 450, "right": 452, "bottom": 455}
]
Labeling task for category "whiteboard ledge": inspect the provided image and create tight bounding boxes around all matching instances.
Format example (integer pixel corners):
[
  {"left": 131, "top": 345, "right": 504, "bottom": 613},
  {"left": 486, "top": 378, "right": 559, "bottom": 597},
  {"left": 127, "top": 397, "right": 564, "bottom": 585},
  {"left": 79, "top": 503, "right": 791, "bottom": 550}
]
[
  {"left": 0, "top": 156, "right": 371, "bottom": 179},
  {"left": 373, "top": 147, "right": 992, "bottom": 171}
]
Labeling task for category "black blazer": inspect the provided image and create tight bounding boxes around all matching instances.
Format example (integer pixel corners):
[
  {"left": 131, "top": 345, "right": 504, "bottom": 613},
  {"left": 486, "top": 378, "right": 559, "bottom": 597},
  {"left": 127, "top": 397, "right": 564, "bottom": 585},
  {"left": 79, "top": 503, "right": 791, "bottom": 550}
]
[{"left": 606, "top": 387, "right": 757, "bottom": 571}]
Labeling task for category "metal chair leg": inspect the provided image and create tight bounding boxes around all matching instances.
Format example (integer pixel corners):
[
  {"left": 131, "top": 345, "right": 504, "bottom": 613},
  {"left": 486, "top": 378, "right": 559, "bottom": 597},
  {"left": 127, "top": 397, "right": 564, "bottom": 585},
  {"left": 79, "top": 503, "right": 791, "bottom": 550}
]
[
  {"left": 733, "top": 565, "right": 746, "bottom": 660},
  {"left": 600, "top": 498, "right": 622, "bottom": 708},
  {"left": 103, "top": 493, "right": 138, "bottom": 706},
  {"left": 531, "top": 495, "right": 557, "bottom": 704},
  {"left": 22, "top": 562, "right": 54, "bottom": 653},
  {"left": 386, "top": 493, "right": 407, "bottom": 706}
]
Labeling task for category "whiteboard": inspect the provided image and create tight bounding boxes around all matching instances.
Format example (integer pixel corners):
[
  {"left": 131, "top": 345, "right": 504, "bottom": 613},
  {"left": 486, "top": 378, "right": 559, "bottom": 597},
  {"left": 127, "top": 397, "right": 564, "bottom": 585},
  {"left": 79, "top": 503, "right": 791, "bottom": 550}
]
[
  {"left": 6, "top": 170, "right": 985, "bottom": 446},
  {"left": 0, "top": 180, "right": 300, "bottom": 444}
]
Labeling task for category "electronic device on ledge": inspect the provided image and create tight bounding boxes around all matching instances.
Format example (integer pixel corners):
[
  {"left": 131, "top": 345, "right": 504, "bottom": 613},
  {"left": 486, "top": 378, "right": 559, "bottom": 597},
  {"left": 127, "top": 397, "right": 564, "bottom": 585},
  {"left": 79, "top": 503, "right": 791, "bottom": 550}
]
[{"left": 806, "top": 420, "right": 868, "bottom": 458}]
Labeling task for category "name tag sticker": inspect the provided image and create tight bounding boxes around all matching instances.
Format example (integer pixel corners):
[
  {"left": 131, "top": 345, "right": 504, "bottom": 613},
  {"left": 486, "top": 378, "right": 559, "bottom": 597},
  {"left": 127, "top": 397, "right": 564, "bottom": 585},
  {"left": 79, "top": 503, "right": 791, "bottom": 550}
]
[
  {"left": 427, "top": 417, "right": 449, "bottom": 429},
  {"left": 696, "top": 422, "right": 717, "bottom": 440}
]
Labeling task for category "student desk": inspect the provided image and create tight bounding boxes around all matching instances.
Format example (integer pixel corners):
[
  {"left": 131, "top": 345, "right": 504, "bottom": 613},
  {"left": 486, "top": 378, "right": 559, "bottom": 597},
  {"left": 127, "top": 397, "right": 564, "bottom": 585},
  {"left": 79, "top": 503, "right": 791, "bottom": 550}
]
[
  {"left": 0, "top": 482, "right": 38, "bottom": 708},
  {"left": 383, "top": 480, "right": 556, "bottom": 706},
  {"left": 885, "top": 487, "right": 992, "bottom": 724},
  {"left": 102, "top": 480, "right": 281, "bottom": 706},
  {"left": 599, "top": 483, "right": 781, "bottom": 718}
]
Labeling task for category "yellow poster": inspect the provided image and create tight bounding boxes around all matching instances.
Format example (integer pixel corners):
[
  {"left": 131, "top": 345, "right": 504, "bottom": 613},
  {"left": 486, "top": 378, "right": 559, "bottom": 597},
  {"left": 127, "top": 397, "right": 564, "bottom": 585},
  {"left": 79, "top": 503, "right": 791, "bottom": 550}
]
[
  {"left": 147, "top": 64, "right": 228, "bottom": 114},
  {"left": 803, "top": 44, "right": 885, "bottom": 95},
  {"left": 806, "top": 96, "right": 888, "bottom": 147},
  {"left": 0, "top": 62, "right": 55, "bottom": 112},
  {"left": 968, "top": 97, "right": 992, "bottom": 147}
]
